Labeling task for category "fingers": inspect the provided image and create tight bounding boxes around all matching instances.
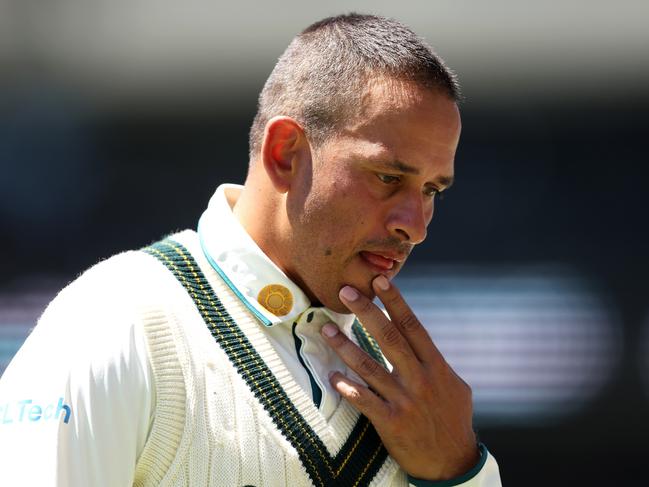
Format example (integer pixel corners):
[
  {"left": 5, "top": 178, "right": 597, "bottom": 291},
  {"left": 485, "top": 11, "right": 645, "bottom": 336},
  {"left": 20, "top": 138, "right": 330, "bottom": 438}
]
[
  {"left": 328, "top": 371, "right": 390, "bottom": 420},
  {"left": 338, "top": 286, "right": 418, "bottom": 373},
  {"left": 371, "top": 275, "right": 442, "bottom": 364},
  {"left": 321, "top": 323, "right": 403, "bottom": 401}
]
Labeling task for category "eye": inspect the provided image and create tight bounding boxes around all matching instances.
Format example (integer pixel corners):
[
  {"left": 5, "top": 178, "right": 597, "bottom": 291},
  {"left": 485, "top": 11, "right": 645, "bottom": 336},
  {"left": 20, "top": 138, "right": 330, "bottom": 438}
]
[
  {"left": 423, "top": 186, "right": 439, "bottom": 198},
  {"left": 377, "top": 173, "right": 401, "bottom": 184}
]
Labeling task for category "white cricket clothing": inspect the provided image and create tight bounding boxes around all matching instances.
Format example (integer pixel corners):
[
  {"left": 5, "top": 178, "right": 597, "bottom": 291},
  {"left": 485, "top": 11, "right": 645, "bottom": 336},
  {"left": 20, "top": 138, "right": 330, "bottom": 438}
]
[{"left": 0, "top": 184, "right": 501, "bottom": 486}]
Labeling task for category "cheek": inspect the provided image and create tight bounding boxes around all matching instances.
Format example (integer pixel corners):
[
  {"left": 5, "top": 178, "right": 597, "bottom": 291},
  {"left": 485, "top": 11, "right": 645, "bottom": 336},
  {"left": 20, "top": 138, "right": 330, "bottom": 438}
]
[
  {"left": 305, "top": 204, "right": 363, "bottom": 255},
  {"left": 425, "top": 204, "right": 434, "bottom": 224},
  {"left": 302, "top": 175, "right": 380, "bottom": 251},
  {"left": 304, "top": 179, "right": 355, "bottom": 224}
]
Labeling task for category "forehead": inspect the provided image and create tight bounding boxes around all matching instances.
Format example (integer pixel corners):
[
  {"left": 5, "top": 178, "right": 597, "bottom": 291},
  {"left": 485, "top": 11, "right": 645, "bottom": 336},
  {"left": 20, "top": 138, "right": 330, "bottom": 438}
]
[
  {"left": 336, "top": 78, "right": 461, "bottom": 172},
  {"left": 351, "top": 77, "right": 460, "bottom": 132}
]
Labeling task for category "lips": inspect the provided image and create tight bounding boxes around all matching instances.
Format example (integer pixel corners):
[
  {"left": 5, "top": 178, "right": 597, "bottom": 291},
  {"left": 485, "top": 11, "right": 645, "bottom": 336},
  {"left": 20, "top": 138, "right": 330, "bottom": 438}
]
[{"left": 359, "top": 251, "right": 397, "bottom": 271}]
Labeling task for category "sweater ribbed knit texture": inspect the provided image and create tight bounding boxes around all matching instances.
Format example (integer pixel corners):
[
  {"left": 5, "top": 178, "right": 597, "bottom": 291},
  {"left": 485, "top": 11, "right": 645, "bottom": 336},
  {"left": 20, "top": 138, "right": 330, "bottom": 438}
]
[{"left": 128, "top": 231, "right": 405, "bottom": 487}]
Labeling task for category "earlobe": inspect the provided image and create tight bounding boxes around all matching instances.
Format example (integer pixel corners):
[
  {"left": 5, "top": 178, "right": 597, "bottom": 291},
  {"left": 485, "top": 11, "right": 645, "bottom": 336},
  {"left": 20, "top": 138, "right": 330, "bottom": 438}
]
[{"left": 261, "top": 117, "right": 308, "bottom": 193}]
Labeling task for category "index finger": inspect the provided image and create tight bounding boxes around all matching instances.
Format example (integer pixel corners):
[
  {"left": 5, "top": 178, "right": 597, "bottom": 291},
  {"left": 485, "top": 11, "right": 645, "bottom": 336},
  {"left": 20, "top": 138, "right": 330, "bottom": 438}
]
[
  {"left": 372, "top": 275, "right": 443, "bottom": 365},
  {"left": 338, "top": 285, "right": 417, "bottom": 374}
]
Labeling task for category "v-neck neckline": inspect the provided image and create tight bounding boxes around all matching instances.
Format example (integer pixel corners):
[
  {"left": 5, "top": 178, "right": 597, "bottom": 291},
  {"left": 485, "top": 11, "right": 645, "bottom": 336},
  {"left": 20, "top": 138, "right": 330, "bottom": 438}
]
[{"left": 144, "top": 236, "right": 393, "bottom": 487}]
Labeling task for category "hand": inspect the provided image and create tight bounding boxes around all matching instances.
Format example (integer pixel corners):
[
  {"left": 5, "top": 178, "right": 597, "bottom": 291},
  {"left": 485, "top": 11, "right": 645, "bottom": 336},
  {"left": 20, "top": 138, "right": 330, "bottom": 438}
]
[{"left": 321, "top": 275, "right": 478, "bottom": 481}]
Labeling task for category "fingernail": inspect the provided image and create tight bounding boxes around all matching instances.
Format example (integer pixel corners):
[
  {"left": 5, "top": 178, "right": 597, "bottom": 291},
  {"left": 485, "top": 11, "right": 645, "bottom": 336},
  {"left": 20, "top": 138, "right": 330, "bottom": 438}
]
[
  {"left": 322, "top": 323, "right": 339, "bottom": 338},
  {"left": 340, "top": 286, "right": 359, "bottom": 301},
  {"left": 374, "top": 275, "right": 390, "bottom": 291}
]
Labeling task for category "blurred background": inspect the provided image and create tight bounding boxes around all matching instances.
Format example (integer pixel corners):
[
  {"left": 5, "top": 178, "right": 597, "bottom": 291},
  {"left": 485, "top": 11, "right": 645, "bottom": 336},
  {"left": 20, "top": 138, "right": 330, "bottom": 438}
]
[{"left": 0, "top": 0, "right": 647, "bottom": 484}]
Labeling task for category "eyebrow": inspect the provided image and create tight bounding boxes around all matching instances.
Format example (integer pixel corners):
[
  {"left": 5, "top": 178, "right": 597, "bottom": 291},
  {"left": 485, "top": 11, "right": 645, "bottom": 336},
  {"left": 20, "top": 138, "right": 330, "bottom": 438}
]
[{"left": 377, "top": 160, "right": 455, "bottom": 189}]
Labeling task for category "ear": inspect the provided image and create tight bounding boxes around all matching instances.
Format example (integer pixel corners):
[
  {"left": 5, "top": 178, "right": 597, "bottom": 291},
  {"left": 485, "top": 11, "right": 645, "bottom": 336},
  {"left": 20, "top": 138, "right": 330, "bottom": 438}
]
[{"left": 261, "top": 116, "right": 310, "bottom": 193}]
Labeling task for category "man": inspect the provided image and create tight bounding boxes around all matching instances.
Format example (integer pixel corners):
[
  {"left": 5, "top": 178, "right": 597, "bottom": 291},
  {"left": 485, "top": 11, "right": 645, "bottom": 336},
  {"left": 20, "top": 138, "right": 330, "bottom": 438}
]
[{"left": 0, "top": 13, "right": 501, "bottom": 486}]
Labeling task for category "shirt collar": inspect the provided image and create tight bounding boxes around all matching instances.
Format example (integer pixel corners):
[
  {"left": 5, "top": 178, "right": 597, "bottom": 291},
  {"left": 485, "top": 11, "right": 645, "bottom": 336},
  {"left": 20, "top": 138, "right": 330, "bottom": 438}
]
[{"left": 198, "top": 184, "right": 354, "bottom": 331}]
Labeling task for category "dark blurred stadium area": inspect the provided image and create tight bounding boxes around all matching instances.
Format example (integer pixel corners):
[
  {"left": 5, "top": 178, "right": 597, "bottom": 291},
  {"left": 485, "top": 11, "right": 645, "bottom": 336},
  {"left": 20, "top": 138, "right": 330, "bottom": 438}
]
[{"left": 1, "top": 2, "right": 647, "bottom": 485}]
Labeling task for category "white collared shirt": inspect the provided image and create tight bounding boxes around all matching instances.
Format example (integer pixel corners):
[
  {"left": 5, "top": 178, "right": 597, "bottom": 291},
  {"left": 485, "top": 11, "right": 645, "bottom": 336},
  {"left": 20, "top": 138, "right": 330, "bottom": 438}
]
[{"left": 198, "top": 184, "right": 355, "bottom": 419}]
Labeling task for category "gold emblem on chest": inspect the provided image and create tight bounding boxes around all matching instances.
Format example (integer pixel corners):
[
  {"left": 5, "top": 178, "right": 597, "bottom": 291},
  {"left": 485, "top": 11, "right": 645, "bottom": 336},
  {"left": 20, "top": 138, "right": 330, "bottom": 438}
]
[{"left": 257, "top": 284, "right": 293, "bottom": 316}]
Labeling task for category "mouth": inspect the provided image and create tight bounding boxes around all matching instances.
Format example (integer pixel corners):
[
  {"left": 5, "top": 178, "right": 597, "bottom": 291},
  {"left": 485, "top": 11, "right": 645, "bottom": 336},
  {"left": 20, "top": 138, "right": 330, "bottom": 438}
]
[{"left": 359, "top": 250, "right": 406, "bottom": 273}]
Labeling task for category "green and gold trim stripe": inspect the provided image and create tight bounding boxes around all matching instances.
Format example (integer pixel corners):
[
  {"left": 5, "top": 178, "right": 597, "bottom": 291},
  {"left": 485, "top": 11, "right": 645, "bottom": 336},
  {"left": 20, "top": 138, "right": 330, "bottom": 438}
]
[
  {"left": 352, "top": 320, "right": 388, "bottom": 370},
  {"left": 143, "top": 239, "right": 388, "bottom": 487}
]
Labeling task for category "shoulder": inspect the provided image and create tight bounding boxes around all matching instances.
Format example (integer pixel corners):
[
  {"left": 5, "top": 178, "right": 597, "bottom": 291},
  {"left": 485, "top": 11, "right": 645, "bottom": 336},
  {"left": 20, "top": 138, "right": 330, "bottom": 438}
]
[
  {"left": 1, "top": 231, "right": 199, "bottom": 388},
  {"left": 44, "top": 230, "right": 200, "bottom": 320}
]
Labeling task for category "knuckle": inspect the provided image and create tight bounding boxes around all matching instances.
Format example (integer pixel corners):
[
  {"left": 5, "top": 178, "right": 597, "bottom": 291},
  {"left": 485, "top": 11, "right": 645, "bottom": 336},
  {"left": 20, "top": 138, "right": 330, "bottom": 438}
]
[
  {"left": 381, "top": 325, "right": 402, "bottom": 348},
  {"left": 444, "top": 365, "right": 473, "bottom": 402},
  {"left": 461, "top": 380, "right": 473, "bottom": 400},
  {"left": 357, "top": 356, "right": 381, "bottom": 377},
  {"left": 399, "top": 313, "right": 420, "bottom": 332},
  {"left": 385, "top": 290, "right": 402, "bottom": 307},
  {"left": 441, "top": 360, "right": 461, "bottom": 385},
  {"left": 358, "top": 298, "right": 374, "bottom": 315},
  {"left": 346, "top": 386, "right": 363, "bottom": 403},
  {"left": 353, "top": 390, "right": 371, "bottom": 409},
  {"left": 396, "top": 396, "right": 416, "bottom": 415},
  {"left": 411, "top": 370, "right": 432, "bottom": 392}
]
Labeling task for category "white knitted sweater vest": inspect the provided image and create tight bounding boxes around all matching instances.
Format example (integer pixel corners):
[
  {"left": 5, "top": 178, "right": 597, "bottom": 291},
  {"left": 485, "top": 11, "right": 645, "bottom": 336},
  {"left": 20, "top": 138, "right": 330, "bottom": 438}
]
[{"left": 131, "top": 231, "right": 406, "bottom": 487}]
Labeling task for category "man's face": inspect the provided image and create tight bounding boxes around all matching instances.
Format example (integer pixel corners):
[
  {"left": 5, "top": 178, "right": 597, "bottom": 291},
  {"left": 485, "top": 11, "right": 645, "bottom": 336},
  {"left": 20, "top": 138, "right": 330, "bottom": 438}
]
[{"left": 283, "top": 79, "right": 461, "bottom": 313}]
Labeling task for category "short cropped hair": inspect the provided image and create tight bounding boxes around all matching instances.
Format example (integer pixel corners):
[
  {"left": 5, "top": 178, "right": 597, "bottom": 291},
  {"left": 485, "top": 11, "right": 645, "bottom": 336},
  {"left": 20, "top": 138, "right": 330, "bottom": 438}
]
[{"left": 248, "top": 13, "right": 461, "bottom": 162}]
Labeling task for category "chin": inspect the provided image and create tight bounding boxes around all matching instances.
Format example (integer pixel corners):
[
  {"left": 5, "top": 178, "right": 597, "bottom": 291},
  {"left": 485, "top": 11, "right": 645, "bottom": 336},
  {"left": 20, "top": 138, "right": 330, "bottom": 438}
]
[
  {"left": 314, "top": 282, "right": 374, "bottom": 314},
  {"left": 346, "top": 257, "right": 385, "bottom": 294},
  {"left": 338, "top": 278, "right": 377, "bottom": 312},
  {"left": 355, "top": 281, "right": 377, "bottom": 301},
  {"left": 329, "top": 300, "right": 354, "bottom": 314}
]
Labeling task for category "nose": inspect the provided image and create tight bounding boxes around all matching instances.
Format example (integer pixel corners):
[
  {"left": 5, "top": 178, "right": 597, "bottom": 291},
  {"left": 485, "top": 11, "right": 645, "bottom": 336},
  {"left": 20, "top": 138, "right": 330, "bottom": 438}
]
[{"left": 386, "top": 191, "right": 432, "bottom": 244}]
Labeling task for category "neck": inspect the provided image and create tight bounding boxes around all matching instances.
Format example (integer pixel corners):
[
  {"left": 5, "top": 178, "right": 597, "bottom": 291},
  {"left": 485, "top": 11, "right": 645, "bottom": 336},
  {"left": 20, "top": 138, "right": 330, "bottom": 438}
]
[
  {"left": 233, "top": 179, "right": 287, "bottom": 273},
  {"left": 233, "top": 170, "right": 324, "bottom": 306}
]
